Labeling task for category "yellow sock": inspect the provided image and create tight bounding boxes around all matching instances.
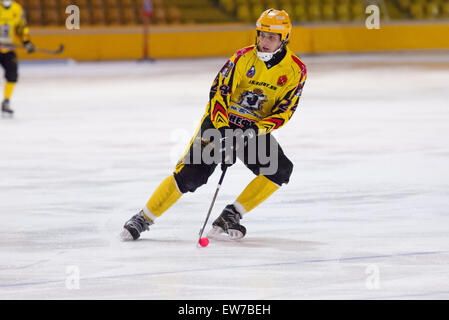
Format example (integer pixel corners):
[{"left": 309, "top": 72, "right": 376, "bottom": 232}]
[
  {"left": 234, "top": 175, "right": 280, "bottom": 214},
  {"left": 4, "top": 82, "right": 15, "bottom": 100},
  {"left": 143, "top": 175, "right": 182, "bottom": 221}
]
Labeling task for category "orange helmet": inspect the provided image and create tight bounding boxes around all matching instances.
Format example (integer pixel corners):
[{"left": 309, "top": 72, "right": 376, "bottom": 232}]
[{"left": 256, "top": 9, "right": 292, "bottom": 42}]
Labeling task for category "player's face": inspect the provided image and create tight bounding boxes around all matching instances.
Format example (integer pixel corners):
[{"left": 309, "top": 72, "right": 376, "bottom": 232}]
[{"left": 258, "top": 31, "right": 282, "bottom": 53}]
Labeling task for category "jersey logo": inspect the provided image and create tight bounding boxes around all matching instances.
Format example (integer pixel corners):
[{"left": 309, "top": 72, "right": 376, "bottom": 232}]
[
  {"left": 229, "top": 113, "right": 256, "bottom": 128},
  {"left": 237, "top": 88, "right": 268, "bottom": 112},
  {"left": 220, "top": 60, "right": 234, "bottom": 78},
  {"left": 246, "top": 65, "right": 255, "bottom": 78},
  {"left": 277, "top": 75, "right": 287, "bottom": 86},
  {"left": 294, "top": 83, "right": 304, "bottom": 97}
]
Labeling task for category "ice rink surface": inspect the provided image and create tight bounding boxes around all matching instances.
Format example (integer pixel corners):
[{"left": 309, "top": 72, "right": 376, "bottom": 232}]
[{"left": 0, "top": 52, "right": 448, "bottom": 299}]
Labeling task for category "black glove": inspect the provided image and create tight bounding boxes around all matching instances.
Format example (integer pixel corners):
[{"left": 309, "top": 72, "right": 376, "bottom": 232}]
[
  {"left": 216, "top": 124, "right": 259, "bottom": 171},
  {"left": 23, "top": 41, "right": 35, "bottom": 54},
  {"left": 241, "top": 122, "right": 259, "bottom": 139},
  {"left": 217, "top": 126, "right": 235, "bottom": 170}
]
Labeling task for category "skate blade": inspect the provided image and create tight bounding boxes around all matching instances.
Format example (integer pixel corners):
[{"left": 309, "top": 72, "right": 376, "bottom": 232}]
[
  {"left": 120, "top": 228, "right": 134, "bottom": 241},
  {"left": 207, "top": 226, "right": 244, "bottom": 241},
  {"left": 206, "top": 226, "right": 224, "bottom": 239},
  {"left": 1, "top": 112, "right": 13, "bottom": 119},
  {"left": 228, "top": 229, "right": 245, "bottom": 240}
]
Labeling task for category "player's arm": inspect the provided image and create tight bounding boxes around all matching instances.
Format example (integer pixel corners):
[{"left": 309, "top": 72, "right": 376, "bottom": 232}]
[
  {"left": 16, "top": 10, "right": 35, "bottom": 53},
  {"left": 208, "top": 50, "right": 247, "bottom": 130},
  {"left": 256, "top": 71, "right": 307, "bottom": 135}
]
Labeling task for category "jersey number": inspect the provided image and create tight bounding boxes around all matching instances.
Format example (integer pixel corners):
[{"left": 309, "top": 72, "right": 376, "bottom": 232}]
[{"left": 0, "top": 24, "right": 11, "bottom": 39}]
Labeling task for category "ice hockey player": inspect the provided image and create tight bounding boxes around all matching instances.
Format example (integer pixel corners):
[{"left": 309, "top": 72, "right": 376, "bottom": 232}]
[
  {"left": 0, "top": 0, "right": 35, "bottom": 117},
  {"left": 121, "top": 9, "right": 307, "bottom": 241}
]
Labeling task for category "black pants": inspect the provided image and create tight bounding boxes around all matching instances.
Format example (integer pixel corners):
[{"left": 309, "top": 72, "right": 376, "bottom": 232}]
[
  {"left": 173, "top": 116, "right": 293, "bottom": 193},
  {"left": 0, "top": 51, "right": 18, "bottom": 83}
]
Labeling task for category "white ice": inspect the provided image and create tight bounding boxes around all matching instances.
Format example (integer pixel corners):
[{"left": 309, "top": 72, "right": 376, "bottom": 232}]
[{"left": 0, "top": 52, "right": 448, "bottom": 299}]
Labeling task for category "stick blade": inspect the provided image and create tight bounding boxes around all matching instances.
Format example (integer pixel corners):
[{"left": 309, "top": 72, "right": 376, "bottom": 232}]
[{"left": 55, "top": 44, "right": 64, "bottom": 54}]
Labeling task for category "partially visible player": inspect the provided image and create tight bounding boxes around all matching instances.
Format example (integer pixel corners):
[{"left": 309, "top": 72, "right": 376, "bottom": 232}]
[
  {"left": 121, "top": 9, "right": 307, "bottom": 241},
  {"left": 0, "top": 0, "right": 35, "bottom": 117}
]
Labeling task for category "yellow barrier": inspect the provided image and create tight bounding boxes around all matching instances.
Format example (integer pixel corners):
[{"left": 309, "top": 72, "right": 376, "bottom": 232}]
[
  {"left": 308, "top": 23, "right": 449, "bottom": 52},
  {"left": 17, "top": 23, "right": 449, "bottom": 61}
]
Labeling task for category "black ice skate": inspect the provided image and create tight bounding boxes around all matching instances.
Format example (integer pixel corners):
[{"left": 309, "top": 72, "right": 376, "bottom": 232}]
[
  {"left": 1, "top": 99, "right": 13, "bottom": 117},
  {"left": 208, "top": 204, "right": 246, "bottom": 240},
  {"left": 121, "top": 210, "right": 153, "bottom": 240}
]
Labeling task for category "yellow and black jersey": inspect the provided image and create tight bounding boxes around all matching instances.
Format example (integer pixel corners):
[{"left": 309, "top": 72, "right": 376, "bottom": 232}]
[
  {"left": 206, "top": 45, "right": 306, "bottom": 135},
  {"left": 0, "top": 2, "right": 30, "bottom": 52}
]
